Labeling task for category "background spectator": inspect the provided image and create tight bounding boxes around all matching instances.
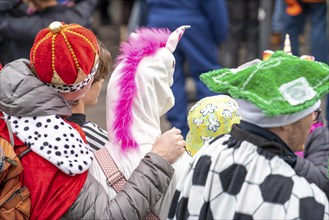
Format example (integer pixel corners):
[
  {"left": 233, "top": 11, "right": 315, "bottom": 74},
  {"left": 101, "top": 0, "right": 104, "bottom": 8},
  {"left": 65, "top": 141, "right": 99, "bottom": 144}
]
[
  {"left": 283, "top": 0, "right": 328, "bottom": 63},
  {"left": 146, "top": 0, "right": 229, "bottom": 138},
  {"left": 0, "top": 0, "right": 97, "bottom": 65},
  {"left": 222, "top": 0, "right": 260, "bottom": 68}
]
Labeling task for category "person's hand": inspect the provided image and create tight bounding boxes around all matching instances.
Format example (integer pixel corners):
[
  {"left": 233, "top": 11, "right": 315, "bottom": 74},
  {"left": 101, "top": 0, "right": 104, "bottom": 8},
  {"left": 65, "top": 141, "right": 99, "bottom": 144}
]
[{"left": 151, "top": 127, "right": 186, "bottom": 164}]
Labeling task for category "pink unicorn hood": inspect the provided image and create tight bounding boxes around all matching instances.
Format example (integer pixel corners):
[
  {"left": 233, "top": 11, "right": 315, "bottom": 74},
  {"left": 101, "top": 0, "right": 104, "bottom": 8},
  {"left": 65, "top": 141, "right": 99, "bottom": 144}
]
[{"left": 106, "top": 25, "right": 190, "bottom": 152}]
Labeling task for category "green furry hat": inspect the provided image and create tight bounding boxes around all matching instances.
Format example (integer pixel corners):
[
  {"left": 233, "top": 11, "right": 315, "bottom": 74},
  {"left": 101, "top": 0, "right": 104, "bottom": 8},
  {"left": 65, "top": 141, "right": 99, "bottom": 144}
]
[{"left": 201, "top": 51, "right": 329, "bottom": 116}]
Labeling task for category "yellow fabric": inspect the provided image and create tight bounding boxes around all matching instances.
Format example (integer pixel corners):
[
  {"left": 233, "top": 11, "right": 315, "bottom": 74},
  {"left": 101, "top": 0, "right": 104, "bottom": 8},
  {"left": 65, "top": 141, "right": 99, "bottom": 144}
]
[{"left": 186, "top": 95, "right": 241, "bottom": 157}]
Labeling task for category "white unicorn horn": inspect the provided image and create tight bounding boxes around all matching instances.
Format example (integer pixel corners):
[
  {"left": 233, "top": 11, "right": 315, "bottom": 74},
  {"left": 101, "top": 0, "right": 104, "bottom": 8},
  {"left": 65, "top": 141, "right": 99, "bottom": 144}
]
[
  {"left": 166, "top": 25, "right": 191, "bottom": 53},
  {"left": 283, "top": 34, "right": 292, "bottom": 55}
]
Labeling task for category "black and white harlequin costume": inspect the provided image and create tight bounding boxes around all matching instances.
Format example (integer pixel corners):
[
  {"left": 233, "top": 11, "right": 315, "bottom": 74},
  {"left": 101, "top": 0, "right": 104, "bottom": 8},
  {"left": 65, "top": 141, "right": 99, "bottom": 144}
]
[{"left": 169, "top": 122, "right": 329, "bottom": 219}]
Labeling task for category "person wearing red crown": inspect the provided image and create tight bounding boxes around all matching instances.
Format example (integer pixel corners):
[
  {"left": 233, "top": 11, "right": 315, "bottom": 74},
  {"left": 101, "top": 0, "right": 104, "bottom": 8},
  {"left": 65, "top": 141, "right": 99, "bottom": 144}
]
[{"left": 0, "top": 21, "right": 185, "bottom": 219}]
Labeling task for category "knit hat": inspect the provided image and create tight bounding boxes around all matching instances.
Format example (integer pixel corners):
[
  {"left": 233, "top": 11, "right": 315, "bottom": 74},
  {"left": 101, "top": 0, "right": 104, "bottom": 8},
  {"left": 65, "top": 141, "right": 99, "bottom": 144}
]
[
  {"left": 30, "top": 21, "right": 99, "bottom": 94},
  {"left": 200, "top": 51, "right": 329, "bottom": 127},
  {"left": 186, "top": 95, "right": 241, "bottom": 156}
]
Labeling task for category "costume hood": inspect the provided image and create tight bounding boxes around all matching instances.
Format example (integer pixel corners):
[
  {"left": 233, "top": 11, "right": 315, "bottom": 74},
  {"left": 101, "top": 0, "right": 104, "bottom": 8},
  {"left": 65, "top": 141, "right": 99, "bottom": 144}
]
[{"left": 106, "top": 26, "right": 189, "bottom": 152}]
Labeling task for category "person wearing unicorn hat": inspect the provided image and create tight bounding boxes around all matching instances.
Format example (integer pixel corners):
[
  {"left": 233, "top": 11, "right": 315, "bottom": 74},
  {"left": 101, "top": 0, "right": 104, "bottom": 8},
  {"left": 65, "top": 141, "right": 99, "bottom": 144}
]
[
  {"left": 0, "top": 21, "right": 186, "bottom": 219},
  {"left": 90, "top": 25, "right": 192, "bottom": 219},
  {"left": 168, "top": 38, "right": 329, "bottom": 219}
]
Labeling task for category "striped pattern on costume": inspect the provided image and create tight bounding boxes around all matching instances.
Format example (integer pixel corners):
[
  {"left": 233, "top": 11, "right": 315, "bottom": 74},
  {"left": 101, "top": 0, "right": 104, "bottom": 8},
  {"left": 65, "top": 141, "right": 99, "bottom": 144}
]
[{"left": 82, "top": 122, "right": 108, "bottom": 151}]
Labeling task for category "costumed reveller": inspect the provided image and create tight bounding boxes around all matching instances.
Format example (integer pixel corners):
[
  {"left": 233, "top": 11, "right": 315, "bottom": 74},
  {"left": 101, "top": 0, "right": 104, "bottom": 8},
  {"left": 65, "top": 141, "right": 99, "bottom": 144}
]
[
  {"left": 259, "top": 38, "right": 329, "bottom": 197},
  {"left": 284, "top": 0, "right": 328, "bottom": 63},
  {"left": 0, "top": 21, "right": 186, "bottom": 219},
  {"left": 90, "top": 25, "right": 192, "bottom": 219},
  {"left": 185, "top": 95, "right": 241, "bottom": 157},
  {"left": 168, "top": 50, "right": 329, "bottom": 219}
]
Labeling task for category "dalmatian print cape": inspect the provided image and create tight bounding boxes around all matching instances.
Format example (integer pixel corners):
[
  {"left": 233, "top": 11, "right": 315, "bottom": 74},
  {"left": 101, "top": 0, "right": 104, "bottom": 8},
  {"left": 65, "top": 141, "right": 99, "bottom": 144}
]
[
  {"left": 169, "top": 134, "right": 329, "bottom": 219},
  {"left": 3, "top": 112, "right": 93, "bottom": 175}
]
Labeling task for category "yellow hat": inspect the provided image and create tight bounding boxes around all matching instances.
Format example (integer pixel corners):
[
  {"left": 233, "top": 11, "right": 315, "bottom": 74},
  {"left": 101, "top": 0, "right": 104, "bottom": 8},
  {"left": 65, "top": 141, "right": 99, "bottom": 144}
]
[{"left": 186, "top": 95, "right": 241, "bottom": 156}]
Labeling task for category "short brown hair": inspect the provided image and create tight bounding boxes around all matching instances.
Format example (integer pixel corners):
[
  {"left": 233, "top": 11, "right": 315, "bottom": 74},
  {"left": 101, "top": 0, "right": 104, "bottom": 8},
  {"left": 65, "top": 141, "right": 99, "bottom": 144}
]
[{"left": 93, "top": 41, "right": 112, "bottom": 83}]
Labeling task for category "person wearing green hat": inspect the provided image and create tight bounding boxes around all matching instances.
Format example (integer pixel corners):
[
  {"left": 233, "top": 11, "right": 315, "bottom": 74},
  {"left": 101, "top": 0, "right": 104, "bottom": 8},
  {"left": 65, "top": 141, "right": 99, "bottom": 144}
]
[{"left": 168, "top": 51, "right": 329, "bottom": 219}]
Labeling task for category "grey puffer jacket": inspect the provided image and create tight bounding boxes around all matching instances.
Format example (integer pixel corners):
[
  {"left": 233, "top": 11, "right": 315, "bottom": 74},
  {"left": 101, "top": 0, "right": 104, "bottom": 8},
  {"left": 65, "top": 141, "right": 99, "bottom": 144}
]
[
  {"left": 294, "top": 126, "right": 329, "bottom": 198},
  {"left": 62, "top": 152, "right": 174, "bottom": 219},
  {"left": 0, "top": 59, "right": 175, "bottom": 219},
  {"left": 0, "top": 59, "right": 71, "bottom": 117}
]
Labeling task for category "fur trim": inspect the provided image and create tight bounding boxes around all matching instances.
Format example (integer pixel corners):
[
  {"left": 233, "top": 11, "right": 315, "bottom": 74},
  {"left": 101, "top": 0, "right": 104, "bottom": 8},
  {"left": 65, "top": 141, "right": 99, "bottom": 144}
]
[{"left": 113, "top": 27, "right": 171, "bottom": 151}]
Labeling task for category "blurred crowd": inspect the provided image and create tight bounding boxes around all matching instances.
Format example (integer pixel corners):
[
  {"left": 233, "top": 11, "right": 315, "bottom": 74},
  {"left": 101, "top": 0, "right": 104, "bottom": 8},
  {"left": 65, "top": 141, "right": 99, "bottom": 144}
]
[
  {"left": 1, "top": 0, "right": 328, "bottom": 64},
  {"left": 1, "top": 0, "right": 328, "bottom": 135}
]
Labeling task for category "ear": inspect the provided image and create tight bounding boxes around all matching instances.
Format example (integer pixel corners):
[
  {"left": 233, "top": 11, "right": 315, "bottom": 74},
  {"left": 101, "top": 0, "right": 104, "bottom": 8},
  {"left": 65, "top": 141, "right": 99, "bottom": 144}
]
[{"left": 165, "top": 25, "right": 191, "bottom": 53}]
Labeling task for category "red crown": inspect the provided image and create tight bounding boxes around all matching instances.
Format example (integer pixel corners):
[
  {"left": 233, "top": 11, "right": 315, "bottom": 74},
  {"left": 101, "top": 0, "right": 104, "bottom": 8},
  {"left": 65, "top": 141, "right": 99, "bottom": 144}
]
[{"left": 30, "top": 21, "right": 99, "bottom": 86}]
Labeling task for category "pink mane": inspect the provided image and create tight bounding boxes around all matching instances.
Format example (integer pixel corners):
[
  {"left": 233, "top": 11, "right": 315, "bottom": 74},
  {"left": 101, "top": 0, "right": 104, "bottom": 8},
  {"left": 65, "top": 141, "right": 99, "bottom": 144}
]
[{"left": 113, "top": 27, "right": 171, "bottom": 152}]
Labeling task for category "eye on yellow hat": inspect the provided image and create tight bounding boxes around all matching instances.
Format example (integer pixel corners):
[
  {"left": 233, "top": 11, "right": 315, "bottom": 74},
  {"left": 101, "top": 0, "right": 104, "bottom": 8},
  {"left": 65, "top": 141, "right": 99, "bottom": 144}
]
[{"left": 186, "top": 95, "right": 241, "bottom": 157}]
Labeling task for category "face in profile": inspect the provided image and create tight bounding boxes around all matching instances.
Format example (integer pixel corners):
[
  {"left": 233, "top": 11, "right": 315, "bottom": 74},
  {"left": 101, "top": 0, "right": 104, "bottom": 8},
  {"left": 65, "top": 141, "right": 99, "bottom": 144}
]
[
  {"left": 80, "top": 41, "right": 111, "bottom": 106},
  {"left": 81, "top": 79, "right": 105, "bottom": 106}
]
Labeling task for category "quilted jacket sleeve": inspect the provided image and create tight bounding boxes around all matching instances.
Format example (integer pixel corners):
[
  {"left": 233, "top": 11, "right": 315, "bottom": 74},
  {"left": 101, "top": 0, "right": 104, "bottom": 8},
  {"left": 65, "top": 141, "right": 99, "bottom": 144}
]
[
  {"left": 294, "top": 126, "right": 329, "bottom": 198},
  {"left": 61, "top": 152, "right": 174, "bottom": 219}
]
